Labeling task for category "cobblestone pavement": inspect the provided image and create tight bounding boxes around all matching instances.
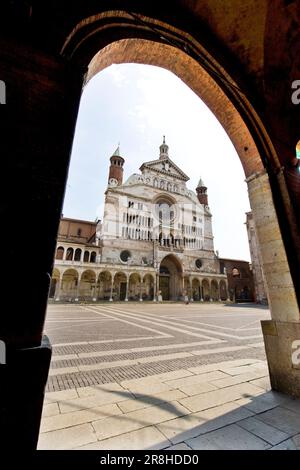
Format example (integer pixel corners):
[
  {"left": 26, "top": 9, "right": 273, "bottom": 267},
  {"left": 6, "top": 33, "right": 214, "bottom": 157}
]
[
  {"left": 39, "top": 303, "right": 300, "bottom": 450},
  {"left": 44, "top": 302, "right": 270, "bottom": 392}
]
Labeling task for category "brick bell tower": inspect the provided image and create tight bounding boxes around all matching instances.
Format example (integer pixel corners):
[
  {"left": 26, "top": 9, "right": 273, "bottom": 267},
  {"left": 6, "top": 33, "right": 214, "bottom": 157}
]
[
  {"left": 196, "top": 177, "right": 208, "bottom": 206},
  {"left": 108, "top": 146, "right": 125, "bottom": 187}
]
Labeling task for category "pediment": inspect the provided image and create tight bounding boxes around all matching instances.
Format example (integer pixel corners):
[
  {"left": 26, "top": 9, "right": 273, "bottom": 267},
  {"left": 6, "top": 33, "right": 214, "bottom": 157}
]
[{"left": 140, "top": 158, "right": 189, "bottom": 181}]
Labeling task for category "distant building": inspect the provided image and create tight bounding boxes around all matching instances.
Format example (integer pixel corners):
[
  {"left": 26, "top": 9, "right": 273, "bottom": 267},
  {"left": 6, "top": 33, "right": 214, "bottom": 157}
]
[
  {"left": 245, "top": 211, "right": 269, "bottom": 304},
  {"left": 50, "top": 138, "right": 228, "bottom": 302},
  {"left": 219, "top": 258, "right": 255, "bottom": 302}
]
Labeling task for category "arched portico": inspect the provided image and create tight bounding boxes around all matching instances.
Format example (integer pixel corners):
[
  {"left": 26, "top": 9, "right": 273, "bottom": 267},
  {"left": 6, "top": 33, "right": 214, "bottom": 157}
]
[
  {"left": 61, "top": 269, "right": 79, "bottom": 301},
  {"left": 202, "top": 279, "right": 210, "bottom": 302},
  {"left": 211, "top": 280, "right": 219, "bottom": 302},
  {"left": 192, "top": 278, "right": 201, "bottom": 301},
  {"left": 114, "top": 272, "right": 128, "bottom": 301},
  {"left": 49, "top": 268, "right": 61, "bottom": 299},
  {"left": 143, "top": 273, "right": 155, "bottom": 301},
  {"left": 79, "top": 270, "right": 96, "bottom": 301},
  {"left": 128, "top": 273, "right": 141, "bottom": 301},
  {"left": 97, "top": 271, "right": 112, "bottom": 301}
]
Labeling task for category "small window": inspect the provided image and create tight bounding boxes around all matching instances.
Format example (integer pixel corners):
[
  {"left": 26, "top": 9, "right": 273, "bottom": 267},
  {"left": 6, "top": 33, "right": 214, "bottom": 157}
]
[
  {"left": 232, "top": 268, "right": 240, "bottom": 277},
  {"left": 193, "top": 216, "right": 197, "bottom": 222},
  {"left": 120, "top": 250, "right": 131, "bottom": 263},
  {"left": 77, "top": 228, "right": 82, "bottom": 237},
  {"left": 195, "top": 259, "right": 202, "bottom": 269},
  {"left": 128, "top": 201, "right": 134, "bottom": 208}
]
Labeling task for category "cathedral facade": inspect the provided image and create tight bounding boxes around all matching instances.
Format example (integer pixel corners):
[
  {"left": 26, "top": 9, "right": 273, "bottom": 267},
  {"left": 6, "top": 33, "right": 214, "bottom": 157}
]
[{"left": 50, "top": 139, "right": 228, "bottom": 302}]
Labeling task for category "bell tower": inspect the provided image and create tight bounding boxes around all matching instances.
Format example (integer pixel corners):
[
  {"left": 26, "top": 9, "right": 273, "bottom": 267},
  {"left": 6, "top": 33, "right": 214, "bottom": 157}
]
[
  {"left": 108, "top": 146, "right": 125, "bottom": 186},
  {"left": 159, "top": 136, "right": 169, "bottom": 160},
  {"left": 196, "top": 177, "right": 208, "bottom": 206}
]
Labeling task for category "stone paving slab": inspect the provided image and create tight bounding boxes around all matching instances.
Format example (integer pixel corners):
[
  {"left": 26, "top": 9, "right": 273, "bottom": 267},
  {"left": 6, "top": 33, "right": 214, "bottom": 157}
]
[
  {"left": 41, "top": 403, "right": 122, "bottom": 433},
  {"left": 42, "top": 403, "right": 60, "bottom": 418},
  {"left": 92, "top": 401, "right": 191, "bottom": 441},
  {"left": 178, "top": 382, "right": 264, "bottom": 413},
  {"left": 255, "top": 406, "right": 300, "bottom": 436},
  {"left": 157, "top": 401, "right": 254, "bottom": 444},
  {"left": 237, "top": 416, "right": 290, "bottom": 445},
  {"left": 58, "top": 389, "right": 134, "bottom": 414},
  {"left": 118, "top": 389, "right": 187, "bottom": 413},
  {"left": 38, "top": 423, "right": 97, "bottom": 450},
  {"left": 186, "top": 423, "right": 271, "bottom": 450},
  {"left": 76, "top": 426, "right": 171, "bottom": 450}
]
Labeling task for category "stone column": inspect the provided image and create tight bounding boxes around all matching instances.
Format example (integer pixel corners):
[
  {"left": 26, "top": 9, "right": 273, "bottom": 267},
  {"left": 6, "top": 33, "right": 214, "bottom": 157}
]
[
  {"left": 54, "top": 278, "right": 61, "bottom": 301},
  {"left": 109, "top": 274, "right": 114, "bottom": 302},
  {"left": 92, "top": 282, "right": 97, "bottom": 302},
  {"left": 199, "top": 279, "right": 203, "bottom": 302},
  {"left": 189, "top": 276, "right": 194, "bottom": 301},
  {"left": 153, "top": 274, "right": 158, "bottom": 301},
  {"left": 125, "top": 276, "right": 129, "bottom": 301},
  {"left": 74, "top": 273, "right": 81, "bottom": 302},
  {"left": 247, "top": 170, "right": 300, "bottom": 396},
  {"left": 226, "top": 281, "right": 230, "bottom": 302},
  {"left": 218, "top": 281, "right": 222, "bottom": 301},
  {"left": 209, "top": 280, "right": 212, "bottom": 302},
  {"left": 139, "top": 279, "right": 143, "bottom": 302}
]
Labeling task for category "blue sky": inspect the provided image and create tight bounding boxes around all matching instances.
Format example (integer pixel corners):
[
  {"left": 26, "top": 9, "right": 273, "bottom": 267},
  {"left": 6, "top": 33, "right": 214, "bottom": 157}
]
[{"left": 63, "top": 64, "right": 251, "bottom": 261}]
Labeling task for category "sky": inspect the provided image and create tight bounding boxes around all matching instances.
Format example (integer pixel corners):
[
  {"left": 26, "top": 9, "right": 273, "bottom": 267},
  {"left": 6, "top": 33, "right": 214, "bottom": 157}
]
[{"left": 63, "top": 63, "right": 251, "bottom": 261}]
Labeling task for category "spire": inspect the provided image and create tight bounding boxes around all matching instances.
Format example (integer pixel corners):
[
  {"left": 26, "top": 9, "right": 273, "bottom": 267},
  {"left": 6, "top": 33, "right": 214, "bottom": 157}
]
[
  {"left": 108, "top": 144, "right": 125, "bottom": 186},
  {"left": 196, "top": 177, "right": 208, "bottom": 206},
  {"left": 112, "top": 145, "right": 120, "bottom": 157},
  {"left": 197, "top": 177, "right": 205, "bottom": 189},
  {"left": 159, "top": 135, "right": 169, "bottom": 160}
]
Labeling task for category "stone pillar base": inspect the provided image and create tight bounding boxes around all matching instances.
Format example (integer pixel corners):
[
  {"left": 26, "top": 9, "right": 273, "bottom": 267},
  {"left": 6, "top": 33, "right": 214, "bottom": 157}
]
[
  {"left": 261, "top": 320, "right": 300, "bottom": 397},
  {"left": 0, "top": 335, "right": 52, "bottom": 449}
]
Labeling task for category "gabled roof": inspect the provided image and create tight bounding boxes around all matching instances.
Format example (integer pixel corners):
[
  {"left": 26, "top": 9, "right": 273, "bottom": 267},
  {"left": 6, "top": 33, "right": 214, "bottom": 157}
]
[{"left": 139, "top": 157, "right": 189, "bottom": 182}]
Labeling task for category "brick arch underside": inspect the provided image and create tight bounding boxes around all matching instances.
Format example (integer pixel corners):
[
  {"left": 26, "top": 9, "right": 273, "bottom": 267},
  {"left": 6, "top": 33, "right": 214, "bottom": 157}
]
[{"left": 86, "top": 38, "right": 264, "bottom": 179}]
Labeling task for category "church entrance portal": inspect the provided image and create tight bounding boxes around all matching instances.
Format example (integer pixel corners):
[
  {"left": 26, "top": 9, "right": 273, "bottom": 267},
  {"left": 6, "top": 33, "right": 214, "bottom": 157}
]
[{"left": 159, "top": 255, "right": 182, "bottom": 301}]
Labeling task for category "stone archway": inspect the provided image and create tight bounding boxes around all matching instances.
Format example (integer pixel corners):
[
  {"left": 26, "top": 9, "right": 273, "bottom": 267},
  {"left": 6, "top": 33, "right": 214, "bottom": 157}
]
[
  {"left": 159, "top": 255, "right": 183, "bottom": 301},
  {"left": 128, "top": 273, "right": 141, "bottom": 301},
  {"left": 98, "top": 271, "right": 112, "bottom": 301},
  {"left": 58, "top": 14, "right": 300, "bottom": 395},
  {"left": 61, "top": 269, "right": 79, "bottom": 301},
  {"left": 49, "top": 268, "right": 60, "bottom": 299},
  {"left": 114, "top": 272, "right": 127, "bottom": 301},
  {"left": 143, "top": 274, "right": 155, "bottom": 301},
  {"left": 211, "top": 280, "right": 219, "bottom": 301},
  {"left": 79, "top": 270, "right": 96, "bottom": 300},
  {"left": 192, "top": 278, "right": 201, "bottom": 301},
  {"left": 202, "top": 279, "right": 210, "bottom": 302}
]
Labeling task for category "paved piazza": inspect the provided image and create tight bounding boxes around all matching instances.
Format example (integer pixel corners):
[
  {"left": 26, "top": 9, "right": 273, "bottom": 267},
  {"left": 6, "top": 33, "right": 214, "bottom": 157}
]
[{"left": 39, "top": 303, "right": 300, "bottom": 450}]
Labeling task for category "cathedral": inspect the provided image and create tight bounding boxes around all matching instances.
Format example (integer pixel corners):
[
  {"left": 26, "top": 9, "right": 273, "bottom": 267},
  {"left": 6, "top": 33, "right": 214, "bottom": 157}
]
[{"left": 50, "top": 138, "right": 228, "bottom": 302}]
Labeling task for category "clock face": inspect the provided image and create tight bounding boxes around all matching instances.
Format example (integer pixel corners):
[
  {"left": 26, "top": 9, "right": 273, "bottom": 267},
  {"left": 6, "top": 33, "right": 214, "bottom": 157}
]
[{"left": 109, "top": 178, "right": 118, "bottom": 187}]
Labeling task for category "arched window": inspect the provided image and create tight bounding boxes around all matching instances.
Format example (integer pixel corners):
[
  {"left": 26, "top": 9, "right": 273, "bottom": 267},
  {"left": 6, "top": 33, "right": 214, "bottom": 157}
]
[
  {"left": 232, "top": 267, "right": 240, "bottom": 277},
  {"left": 66, "top": 247, "right": 74, "bottom": 261},
  {"left": 74, "top": 248, "right": 81, "bottom": 261},
  {"left": 90, "top": 251, "right": 96, "bottom": 263},
  {"left": 84, "top": 251, "right": 90, "bottom": 262},
  {"left": 55, "top": 246, "right": 64, "bottom": 260}
]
